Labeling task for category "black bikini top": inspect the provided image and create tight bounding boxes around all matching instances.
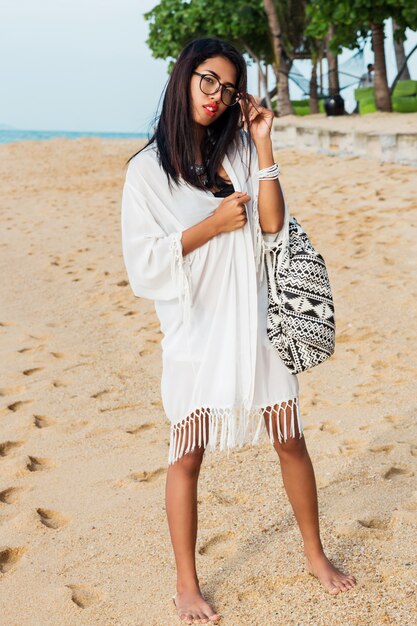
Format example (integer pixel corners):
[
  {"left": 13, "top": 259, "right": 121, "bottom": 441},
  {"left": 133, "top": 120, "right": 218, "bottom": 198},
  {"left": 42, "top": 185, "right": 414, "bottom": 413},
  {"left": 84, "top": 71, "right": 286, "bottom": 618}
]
[{"left": 212, "top": 181, "right": 235, "bottom": 198}]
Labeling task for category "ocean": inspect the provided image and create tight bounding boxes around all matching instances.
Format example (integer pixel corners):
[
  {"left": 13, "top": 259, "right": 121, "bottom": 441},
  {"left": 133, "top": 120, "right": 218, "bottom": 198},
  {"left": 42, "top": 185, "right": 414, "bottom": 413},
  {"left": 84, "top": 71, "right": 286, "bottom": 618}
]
[{"left": 0, "top": 129, "right": 148, "bottom": 144}]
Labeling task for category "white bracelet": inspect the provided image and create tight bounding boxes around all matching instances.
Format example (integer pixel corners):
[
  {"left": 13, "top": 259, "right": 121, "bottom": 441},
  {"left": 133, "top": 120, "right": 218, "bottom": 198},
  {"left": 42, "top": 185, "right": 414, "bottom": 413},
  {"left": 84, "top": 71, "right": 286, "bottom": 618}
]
[{"left": 257, "top": 162, "right": 280, "bottom": 180}]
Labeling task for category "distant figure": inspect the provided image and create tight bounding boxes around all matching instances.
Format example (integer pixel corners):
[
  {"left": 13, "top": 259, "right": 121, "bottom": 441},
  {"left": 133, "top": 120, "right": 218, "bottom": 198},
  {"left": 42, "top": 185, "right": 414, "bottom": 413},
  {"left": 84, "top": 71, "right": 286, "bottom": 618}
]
[{"left": 359, "top": 63, "right": 375, "bottom": 87}]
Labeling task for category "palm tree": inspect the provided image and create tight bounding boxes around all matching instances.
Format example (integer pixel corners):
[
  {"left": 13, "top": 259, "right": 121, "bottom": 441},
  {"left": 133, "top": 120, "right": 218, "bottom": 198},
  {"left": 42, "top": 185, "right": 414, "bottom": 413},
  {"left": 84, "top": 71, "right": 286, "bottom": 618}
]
[
  {"left": 371, "top": 21, "right": 392, "bottom": 111},
  {"left": 263, "top": 0, "right": 308, "bottom": 116},
  {"left": 263, "top": 0, "right": 294, "bottom": 114},
  {"left": 392, "top": 18, "right": 411, "bottom": 80},
  {"left": 325, "top": 25, "right": 339, "bottom": 96}
]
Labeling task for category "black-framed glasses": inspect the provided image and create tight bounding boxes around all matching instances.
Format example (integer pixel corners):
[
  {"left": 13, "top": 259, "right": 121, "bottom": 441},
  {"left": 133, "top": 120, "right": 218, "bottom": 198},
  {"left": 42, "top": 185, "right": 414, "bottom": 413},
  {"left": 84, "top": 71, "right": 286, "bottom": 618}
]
[{"left": 193, "top": 71, "right": 240, "bottom": 107}]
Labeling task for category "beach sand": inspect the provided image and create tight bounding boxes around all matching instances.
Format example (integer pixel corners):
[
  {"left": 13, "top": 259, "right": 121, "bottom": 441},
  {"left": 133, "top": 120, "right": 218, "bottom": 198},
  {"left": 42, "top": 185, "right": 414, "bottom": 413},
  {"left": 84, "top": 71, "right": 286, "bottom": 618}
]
[{"left": 0, "top": 136, "right": 416, "bottom": 625}]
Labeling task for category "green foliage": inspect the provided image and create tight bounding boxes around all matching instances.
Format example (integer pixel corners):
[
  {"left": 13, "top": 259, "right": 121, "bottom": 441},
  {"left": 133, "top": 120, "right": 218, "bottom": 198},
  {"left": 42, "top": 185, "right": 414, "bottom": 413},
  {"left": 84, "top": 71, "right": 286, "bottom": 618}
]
[
  {"left": 275, "top": 0, "right": 309, "bottom": 54},
  {"left": 143, "top": 0, "right": 272, "bottom": 70},
  {"left": 305, "top": 0, "right": 417, "bottom": 52}
]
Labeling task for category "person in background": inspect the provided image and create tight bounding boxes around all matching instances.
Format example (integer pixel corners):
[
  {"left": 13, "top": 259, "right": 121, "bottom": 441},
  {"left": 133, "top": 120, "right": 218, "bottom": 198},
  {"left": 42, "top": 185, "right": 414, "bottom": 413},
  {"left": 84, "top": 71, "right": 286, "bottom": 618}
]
[{"left": 359, "top": 63, "right": 375, "bottom": 87}]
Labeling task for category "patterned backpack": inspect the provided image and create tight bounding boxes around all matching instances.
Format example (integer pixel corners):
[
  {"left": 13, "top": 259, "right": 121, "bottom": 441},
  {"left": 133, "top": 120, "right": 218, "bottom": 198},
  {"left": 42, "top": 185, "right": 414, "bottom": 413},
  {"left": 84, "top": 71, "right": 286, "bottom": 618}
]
[{"left": 264, "top": 216, "right": 336, "bottom": 374}]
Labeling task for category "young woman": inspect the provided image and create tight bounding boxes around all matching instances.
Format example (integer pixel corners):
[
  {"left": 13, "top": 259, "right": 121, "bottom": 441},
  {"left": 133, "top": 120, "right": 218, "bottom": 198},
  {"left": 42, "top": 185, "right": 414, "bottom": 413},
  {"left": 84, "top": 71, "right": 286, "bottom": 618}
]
[{"left": 121, "top": 37, "right": 356, "bottom": 625}]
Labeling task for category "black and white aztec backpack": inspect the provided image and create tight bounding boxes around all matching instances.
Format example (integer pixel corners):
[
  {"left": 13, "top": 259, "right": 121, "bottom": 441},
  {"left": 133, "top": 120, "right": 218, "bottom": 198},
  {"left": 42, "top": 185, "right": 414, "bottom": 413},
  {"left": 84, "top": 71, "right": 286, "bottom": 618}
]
[{"left": 264, "top": 215, "right": 336, "bottom": 374}]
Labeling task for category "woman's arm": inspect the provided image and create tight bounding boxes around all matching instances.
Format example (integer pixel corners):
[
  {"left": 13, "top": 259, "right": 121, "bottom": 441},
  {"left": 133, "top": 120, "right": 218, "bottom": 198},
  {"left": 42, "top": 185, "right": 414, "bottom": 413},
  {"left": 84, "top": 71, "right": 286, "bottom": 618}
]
[
  {"left": 255, "top": 136, "right": 285, "bottom": 234},
  {"left": 180, "top": 214, "right": 219, "bottom": 256},
  {"left": 181, "top": 189, "right": 251, "bottom": 256},
  {"left": 240, "top": 94, "right": 285, "bottom": 234}
]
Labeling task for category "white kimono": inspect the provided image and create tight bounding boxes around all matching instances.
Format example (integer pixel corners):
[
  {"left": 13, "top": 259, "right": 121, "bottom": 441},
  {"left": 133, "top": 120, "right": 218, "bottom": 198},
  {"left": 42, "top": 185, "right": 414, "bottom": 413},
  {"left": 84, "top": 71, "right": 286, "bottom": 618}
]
[{"left": 121, "top": 130, "right": 302, "bottom": 464}]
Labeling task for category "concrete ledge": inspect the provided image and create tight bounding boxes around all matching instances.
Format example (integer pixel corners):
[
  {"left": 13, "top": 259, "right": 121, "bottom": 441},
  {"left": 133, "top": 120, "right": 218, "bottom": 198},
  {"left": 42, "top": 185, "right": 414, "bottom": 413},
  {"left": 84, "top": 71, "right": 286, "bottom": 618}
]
[{"left": 271, "top": 113, "right": 417, "bottom": 166}]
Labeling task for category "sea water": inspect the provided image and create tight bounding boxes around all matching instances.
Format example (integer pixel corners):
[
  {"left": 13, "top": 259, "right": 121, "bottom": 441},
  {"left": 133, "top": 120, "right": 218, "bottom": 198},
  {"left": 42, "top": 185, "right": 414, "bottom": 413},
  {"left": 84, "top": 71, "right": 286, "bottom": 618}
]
[{"left": 0, "top": 129, "right": 148, "bottom": 144}]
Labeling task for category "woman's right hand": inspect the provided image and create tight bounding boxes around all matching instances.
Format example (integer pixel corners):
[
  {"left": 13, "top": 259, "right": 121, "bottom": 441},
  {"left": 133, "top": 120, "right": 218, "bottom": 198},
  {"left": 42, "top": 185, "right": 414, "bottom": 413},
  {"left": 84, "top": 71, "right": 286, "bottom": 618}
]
[{"left": 211, "top": 191, "right": 251, "bottom": 234}]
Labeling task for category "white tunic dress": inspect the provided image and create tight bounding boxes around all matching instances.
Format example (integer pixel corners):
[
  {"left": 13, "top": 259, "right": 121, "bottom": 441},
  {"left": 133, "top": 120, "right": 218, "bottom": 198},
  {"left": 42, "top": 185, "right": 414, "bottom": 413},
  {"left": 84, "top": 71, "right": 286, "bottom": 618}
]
[{"left": 121, "top": 130, "right": 302, "bottom": 464}]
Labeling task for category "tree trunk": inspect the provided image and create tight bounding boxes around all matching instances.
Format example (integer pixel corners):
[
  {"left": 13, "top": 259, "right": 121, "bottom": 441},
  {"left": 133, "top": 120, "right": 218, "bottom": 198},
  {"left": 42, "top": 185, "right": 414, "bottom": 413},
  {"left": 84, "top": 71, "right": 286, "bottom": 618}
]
[
  {"left": 310, "top": 62, "right": 319, "bottom": 113},
  {"left": 263, "top": 0, "right": 283, "bottom": 85},
  {"left": 392, "top": 18, "right": 411, "bottom": 81},
  {"left": 325, "top": 25, "right": 339, "bottom": 95},
  {"left": 277, "top": 54, "right": 294, "bottom": 116},
  {"left": 371, "top": 22, "right": 392, "bottom": 112}
]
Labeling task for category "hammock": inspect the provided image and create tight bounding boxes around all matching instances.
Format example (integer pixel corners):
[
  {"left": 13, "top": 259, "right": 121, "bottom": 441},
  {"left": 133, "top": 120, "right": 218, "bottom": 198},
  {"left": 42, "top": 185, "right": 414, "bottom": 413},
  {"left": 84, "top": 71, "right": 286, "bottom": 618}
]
[{"left": 288, "top": 49, "right": 365, "bottom": 97}]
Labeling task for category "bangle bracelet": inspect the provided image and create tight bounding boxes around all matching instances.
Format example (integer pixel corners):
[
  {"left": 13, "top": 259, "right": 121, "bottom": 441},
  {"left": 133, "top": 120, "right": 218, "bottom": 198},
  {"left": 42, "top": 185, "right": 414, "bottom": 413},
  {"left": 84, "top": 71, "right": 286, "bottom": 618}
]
[{"left": 258, "top": 163, "right": 280, "bottom": 180}]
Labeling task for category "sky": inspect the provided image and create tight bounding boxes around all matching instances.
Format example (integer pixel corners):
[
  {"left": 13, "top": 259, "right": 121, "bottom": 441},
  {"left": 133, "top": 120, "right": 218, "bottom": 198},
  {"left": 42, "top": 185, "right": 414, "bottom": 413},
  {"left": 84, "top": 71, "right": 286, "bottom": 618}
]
[{"left": 0, "top": 0, "right": 416, "bottom": 133}]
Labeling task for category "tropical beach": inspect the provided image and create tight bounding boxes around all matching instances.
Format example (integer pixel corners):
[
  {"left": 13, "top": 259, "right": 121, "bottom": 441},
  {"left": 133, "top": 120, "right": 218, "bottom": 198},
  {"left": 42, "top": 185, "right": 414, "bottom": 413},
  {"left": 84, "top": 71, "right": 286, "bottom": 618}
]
[
  {"left": 2, "top": 0, "right": 417, "bottom": 622},
  {"left": 0, "top": 120, "right": 416, "bottom": 623}
]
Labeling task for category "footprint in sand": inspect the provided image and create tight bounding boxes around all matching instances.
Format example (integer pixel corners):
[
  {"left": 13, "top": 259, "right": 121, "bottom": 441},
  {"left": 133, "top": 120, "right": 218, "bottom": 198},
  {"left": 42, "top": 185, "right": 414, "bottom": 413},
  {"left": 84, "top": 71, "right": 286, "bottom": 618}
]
[
  {"left": 198, "top": 532, "right": 236, "bottom": 557},
  {"left": 383, "top": 414, "right": 404, "bottom": 427},
  {"left": 383, "top": 466, "right": 413, "bottom": 480},
  {"left": 36, "top": 508, "right": 70, "bottom": 529},
  {"left": 125, "top": 422, "right": 155, "bottom": 435},
  {"left": 338, "top": 439, "right": 368, "bottom": 456},
  {"left": 90, "top": 388, "right": 116, "bottom": 399},
  {"left": 130, "top": 467, "right": 166, "bottom": 483},
  {"left": 99, "top": 402, "right": 143, "bottom": 413},
  {"left": 206, "top": 490, "right": 248, "bottom": 506},
  {"left": 28, "top": 334, "right": 48, "bottom": 341},
  {"left": 66, "top": 584, "right": 102, "bottom": 608},
  {"left": 17, "top": 345, "right": 44, "bottom": 354},
  {"left": 7, "top": 400, "right": 33, "bottom": 412},
  {"left": 369, "top": 444, "right": 394, "bottom": 454},
  {"left": 51, "top": 380, "right": 68, "bottom": 388},
  {"left": 33, "top": 415, "right": 56, "bottom": 428},
  {"left": 50, "top": 352, "right": 65, "bottom": 359},
  {"left": 0, "top": 385, "right": 25, "bottom": 396},
  {"left": 22, "top": 367, "right": 44, "bottom": 376},
  {"left": 0, "top": 440, "right": 25, "bottom": 457},
  {"left": 0, "top": 547, "right": 27, "bottom": 573},
  {"left": 139, "top": 347, "right": 153, "bottom": 356},
  {"left": 0, "top": 487, "right": 25, "bottom": 505},
  {"left": 358, "top": 517, "right": 390, "bottom": 530},
  {"left": 26, "top": 456, "right": 54, "bottom": 472},
  {"left": 319, "top": 421, "right": 340, "bottom": 434}
]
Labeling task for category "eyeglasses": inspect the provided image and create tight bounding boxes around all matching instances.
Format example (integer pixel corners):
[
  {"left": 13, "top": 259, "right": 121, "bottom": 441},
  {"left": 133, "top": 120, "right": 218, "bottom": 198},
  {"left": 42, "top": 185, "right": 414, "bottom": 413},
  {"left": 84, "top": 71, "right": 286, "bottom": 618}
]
[{"left": 193, "top": 71, "right": 240, "bottom": 107}]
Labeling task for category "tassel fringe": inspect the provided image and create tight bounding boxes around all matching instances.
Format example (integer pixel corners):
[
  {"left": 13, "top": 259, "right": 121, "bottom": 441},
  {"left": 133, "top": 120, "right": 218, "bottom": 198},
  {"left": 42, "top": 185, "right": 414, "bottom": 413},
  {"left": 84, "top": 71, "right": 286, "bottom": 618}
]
[
  {"left": 168, "top": 398, "right": 302, "bottom": 465},
  {"left": 169, "top": 232, "right": 192, "bottom": 327},
  {"left": 252, "top": 196, "right": 267, "bottom": 284}
]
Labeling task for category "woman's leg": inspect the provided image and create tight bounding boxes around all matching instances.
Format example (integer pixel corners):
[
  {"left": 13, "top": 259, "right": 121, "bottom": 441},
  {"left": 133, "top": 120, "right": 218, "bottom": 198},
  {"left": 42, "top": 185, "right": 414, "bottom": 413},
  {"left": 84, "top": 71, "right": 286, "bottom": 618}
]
[
  {"left": 166, "top": 412, "right": 222, "bottom": 624},
  {"left": 263, "top": 402, "right": 357, "bottom": 595}
]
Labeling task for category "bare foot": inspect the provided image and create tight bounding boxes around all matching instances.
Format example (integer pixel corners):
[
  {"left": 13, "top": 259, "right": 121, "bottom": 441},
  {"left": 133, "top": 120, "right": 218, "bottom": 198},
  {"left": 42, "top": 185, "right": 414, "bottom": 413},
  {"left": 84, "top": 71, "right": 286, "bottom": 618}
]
[
  {"left": 172, "top": 589, "right": 222, "bottom": 624},
  {"left": 305, "top": 551, "right": 357, "bottom": 595}
]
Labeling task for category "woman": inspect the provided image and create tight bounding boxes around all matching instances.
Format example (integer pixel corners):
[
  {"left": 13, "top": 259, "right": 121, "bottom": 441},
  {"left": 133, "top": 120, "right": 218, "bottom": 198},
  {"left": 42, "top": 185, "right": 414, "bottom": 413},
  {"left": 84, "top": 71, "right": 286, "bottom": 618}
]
[{"left": 121, "top": 37, "right": 356, "bottom": 625}]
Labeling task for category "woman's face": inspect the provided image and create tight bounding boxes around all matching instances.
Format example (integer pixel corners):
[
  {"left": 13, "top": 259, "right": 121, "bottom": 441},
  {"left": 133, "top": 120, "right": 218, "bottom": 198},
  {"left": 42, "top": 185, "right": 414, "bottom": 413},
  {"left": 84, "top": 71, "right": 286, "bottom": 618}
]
[{"left": 190, "top": 55, "right": 238, "bottom": 127}]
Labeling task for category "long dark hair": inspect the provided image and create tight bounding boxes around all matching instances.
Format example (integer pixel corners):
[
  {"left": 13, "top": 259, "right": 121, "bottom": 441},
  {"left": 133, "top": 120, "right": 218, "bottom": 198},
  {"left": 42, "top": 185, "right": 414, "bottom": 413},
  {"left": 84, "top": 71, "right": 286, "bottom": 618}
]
[{"left": 127, "top": 37, "right": 253, "bottom": 191}]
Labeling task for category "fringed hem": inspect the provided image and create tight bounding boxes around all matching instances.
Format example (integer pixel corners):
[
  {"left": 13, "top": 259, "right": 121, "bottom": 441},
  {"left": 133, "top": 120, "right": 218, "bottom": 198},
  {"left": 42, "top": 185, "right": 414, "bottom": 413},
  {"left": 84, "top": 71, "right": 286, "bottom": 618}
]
[
  {"left": 168, "top": 398, "right": 302, "bottom": 465},
  {"left": 169, "top": 232, "right": 191, "bottom": 327}
]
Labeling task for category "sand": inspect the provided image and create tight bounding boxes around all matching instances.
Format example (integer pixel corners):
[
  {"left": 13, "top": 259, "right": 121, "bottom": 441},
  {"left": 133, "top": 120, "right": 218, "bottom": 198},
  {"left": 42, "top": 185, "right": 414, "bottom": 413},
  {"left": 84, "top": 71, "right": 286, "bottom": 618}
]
[{"left": 0, "top": 135, "right": 416, "bottom": 625}]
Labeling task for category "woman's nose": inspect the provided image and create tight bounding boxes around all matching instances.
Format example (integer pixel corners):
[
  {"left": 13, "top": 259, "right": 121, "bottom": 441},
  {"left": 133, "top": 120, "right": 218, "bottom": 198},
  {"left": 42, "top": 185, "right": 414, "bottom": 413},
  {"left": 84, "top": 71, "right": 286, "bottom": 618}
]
[{"left": 210, "top": 90, "right": 222, "bottom": 103}]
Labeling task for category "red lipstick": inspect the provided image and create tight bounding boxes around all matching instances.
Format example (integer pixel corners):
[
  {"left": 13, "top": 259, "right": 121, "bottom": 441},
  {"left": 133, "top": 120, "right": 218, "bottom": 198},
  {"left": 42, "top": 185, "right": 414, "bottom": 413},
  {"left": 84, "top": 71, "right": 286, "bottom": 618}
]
[{"left": 203, "top": 103, "right": 218, "bottom": 117}]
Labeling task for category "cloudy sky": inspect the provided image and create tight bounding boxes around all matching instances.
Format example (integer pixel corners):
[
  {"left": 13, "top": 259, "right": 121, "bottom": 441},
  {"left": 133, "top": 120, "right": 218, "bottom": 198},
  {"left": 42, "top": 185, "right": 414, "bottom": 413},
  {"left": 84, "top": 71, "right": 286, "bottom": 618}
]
[{"left": 1, "top": 0, "right": 416, "bottom": 133}]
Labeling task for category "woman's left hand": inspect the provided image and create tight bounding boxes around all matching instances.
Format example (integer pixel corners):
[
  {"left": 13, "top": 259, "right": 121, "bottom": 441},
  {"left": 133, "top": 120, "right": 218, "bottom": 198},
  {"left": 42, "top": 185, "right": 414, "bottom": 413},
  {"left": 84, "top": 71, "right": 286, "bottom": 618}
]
[{"left": 239, "top": 94, "right": 274, "bottom": 143}]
